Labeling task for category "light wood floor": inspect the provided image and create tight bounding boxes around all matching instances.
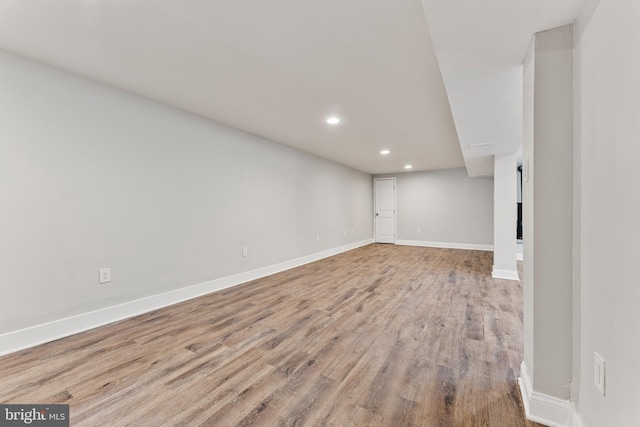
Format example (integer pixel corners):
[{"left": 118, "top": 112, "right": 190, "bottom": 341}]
[{"left": 0, "top": 244, "right": 542, "bottom": 427}]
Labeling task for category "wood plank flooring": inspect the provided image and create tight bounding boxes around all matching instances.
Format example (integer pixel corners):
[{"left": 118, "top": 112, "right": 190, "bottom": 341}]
[{"left": 0, "top": 244, "right": 543, "bottom": 426}]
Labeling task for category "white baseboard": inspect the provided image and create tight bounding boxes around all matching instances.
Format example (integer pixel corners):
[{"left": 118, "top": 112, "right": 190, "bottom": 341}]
[
  {"left": 519, "top": 361, "right": 583, "bottom": 427},
  {"left": 492, "top": 267, "right": 520, "bottom": 281},
  {"left": 571, "top": 408, "right": 585, "bottom": 427},
  {"left": 396, "top": 239, "right": 494, "bottom": 251},
  {"left": 0, "top": 239, "right": 374, "bottom": 357}
]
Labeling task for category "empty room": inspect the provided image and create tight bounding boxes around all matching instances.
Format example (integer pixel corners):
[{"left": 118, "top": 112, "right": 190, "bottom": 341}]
[{"left": 0, "top": 0, "right": 638, "bottom": 426}]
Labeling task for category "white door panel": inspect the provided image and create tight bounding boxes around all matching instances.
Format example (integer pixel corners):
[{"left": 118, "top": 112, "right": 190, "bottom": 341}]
[{"left": 374, "top": 178, "right": 395, "bottom": 243}]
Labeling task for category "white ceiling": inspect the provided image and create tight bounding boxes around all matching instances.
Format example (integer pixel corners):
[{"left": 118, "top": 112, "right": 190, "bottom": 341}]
[
  {"left": 0, "top": 0, "right": 584, "bottom": 176},
  {"left": 422, "top": 0, "right": 584, "bottom": 176}
]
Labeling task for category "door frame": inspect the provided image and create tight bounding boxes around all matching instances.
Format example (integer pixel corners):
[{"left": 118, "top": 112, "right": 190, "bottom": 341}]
[{"left": 373, "top": 177, "right": 397, "bottom": 244}]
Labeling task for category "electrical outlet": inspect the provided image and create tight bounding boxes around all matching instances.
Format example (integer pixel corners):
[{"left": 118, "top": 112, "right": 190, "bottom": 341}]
[
  {"left": 242, "top": 247, "right": 248, "bottom": 257},
  {"left": 417, "top": 228, "right": 422, "bottom": 234},
  {"left": 594, "top": 351, "right": 606, "bottom": 396},
  {"left": 344, "top": 231, "right": 347, "bottom": 237},
  {"left": 350, "top": 229, "right": 354, "bottom": 235},
  {"left": 316, "top": 235, "right": 320, "bottom": 242},
  {"left": 99, "top": 268, "right": 111, "bottom": 284}
]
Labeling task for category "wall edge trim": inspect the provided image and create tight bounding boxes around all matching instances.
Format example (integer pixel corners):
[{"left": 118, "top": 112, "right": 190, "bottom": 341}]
[
  {"left": 519, "top": 361, "right": 582, "bottom": 427},
  {"left": 0, "top": 239, "right": 374, "bottom": 357},
  {"left": 396, "top": 239, "right": 494, "bottom": 251},
  {"left": 492, "top": 267, "right": 520, "bottom": 281},
  {"left": 570, "top": 407, "right": 585, "bottom": 427}
]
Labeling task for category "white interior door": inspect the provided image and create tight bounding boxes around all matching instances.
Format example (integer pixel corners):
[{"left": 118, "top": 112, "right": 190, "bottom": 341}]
[{"left": 374, "top": 178, "right": 396, "bottom": 243}]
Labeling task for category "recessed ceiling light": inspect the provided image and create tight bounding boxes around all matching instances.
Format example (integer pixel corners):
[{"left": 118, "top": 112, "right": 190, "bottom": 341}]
[
  {"left": 404, "top": 164, "right": 412, "bottom": 169},
  {"left": 326, "top": 117, "right": 340, "bottom": 125},
  {"left": 380, "top": 150, "right": 390, "bottom": 155}
]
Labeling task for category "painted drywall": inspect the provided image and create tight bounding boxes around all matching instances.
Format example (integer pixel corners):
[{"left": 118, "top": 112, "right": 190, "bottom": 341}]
[
  {"left": 376, "top": 168, "right": 494, "bottom": 247},
  {"left": 522, "top": 25, "right": 574, "bottom": 400},
  {"left": 522, "top": 36, "right": 535, "bottom": 393},
  {"left": 492, "top": 152, "right": 518, "bottom": 279},
  {"left": 574, "top": 0, "right": 640, "bottom": 424},
  {"left": 0, "top": 50, "right": 373, "bottom": 334}
]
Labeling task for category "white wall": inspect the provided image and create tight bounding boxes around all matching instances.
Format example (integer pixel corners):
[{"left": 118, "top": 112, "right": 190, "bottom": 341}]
[
  {"left": 574, "top": 0, "right": 640, "bottom": 425},
  {"left": 522, "top": 35, "right": 536, "bottom": 394},
  {"left": 377, "top": 168, "right": 494, "bottom": 247},
  {"left": 0, "top": 50, "right": 373, "bottom": 335},
  {"left": 492, "top": 152, "right": 518, "bottom": 279},
  {"left": 522, "top": 25, "right": 574, "bottom": 404}
]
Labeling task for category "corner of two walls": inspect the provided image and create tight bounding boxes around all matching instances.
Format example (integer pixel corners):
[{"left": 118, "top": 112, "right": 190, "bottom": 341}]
[
  {"left": 522, "top": 3, "right": 640, "bottom": 426},
  {"left": 519, "top": 23, "right": 575, "bottom": 427},
  {"left": 375, "top": 168, "right": 494, "bottom": 251}
]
